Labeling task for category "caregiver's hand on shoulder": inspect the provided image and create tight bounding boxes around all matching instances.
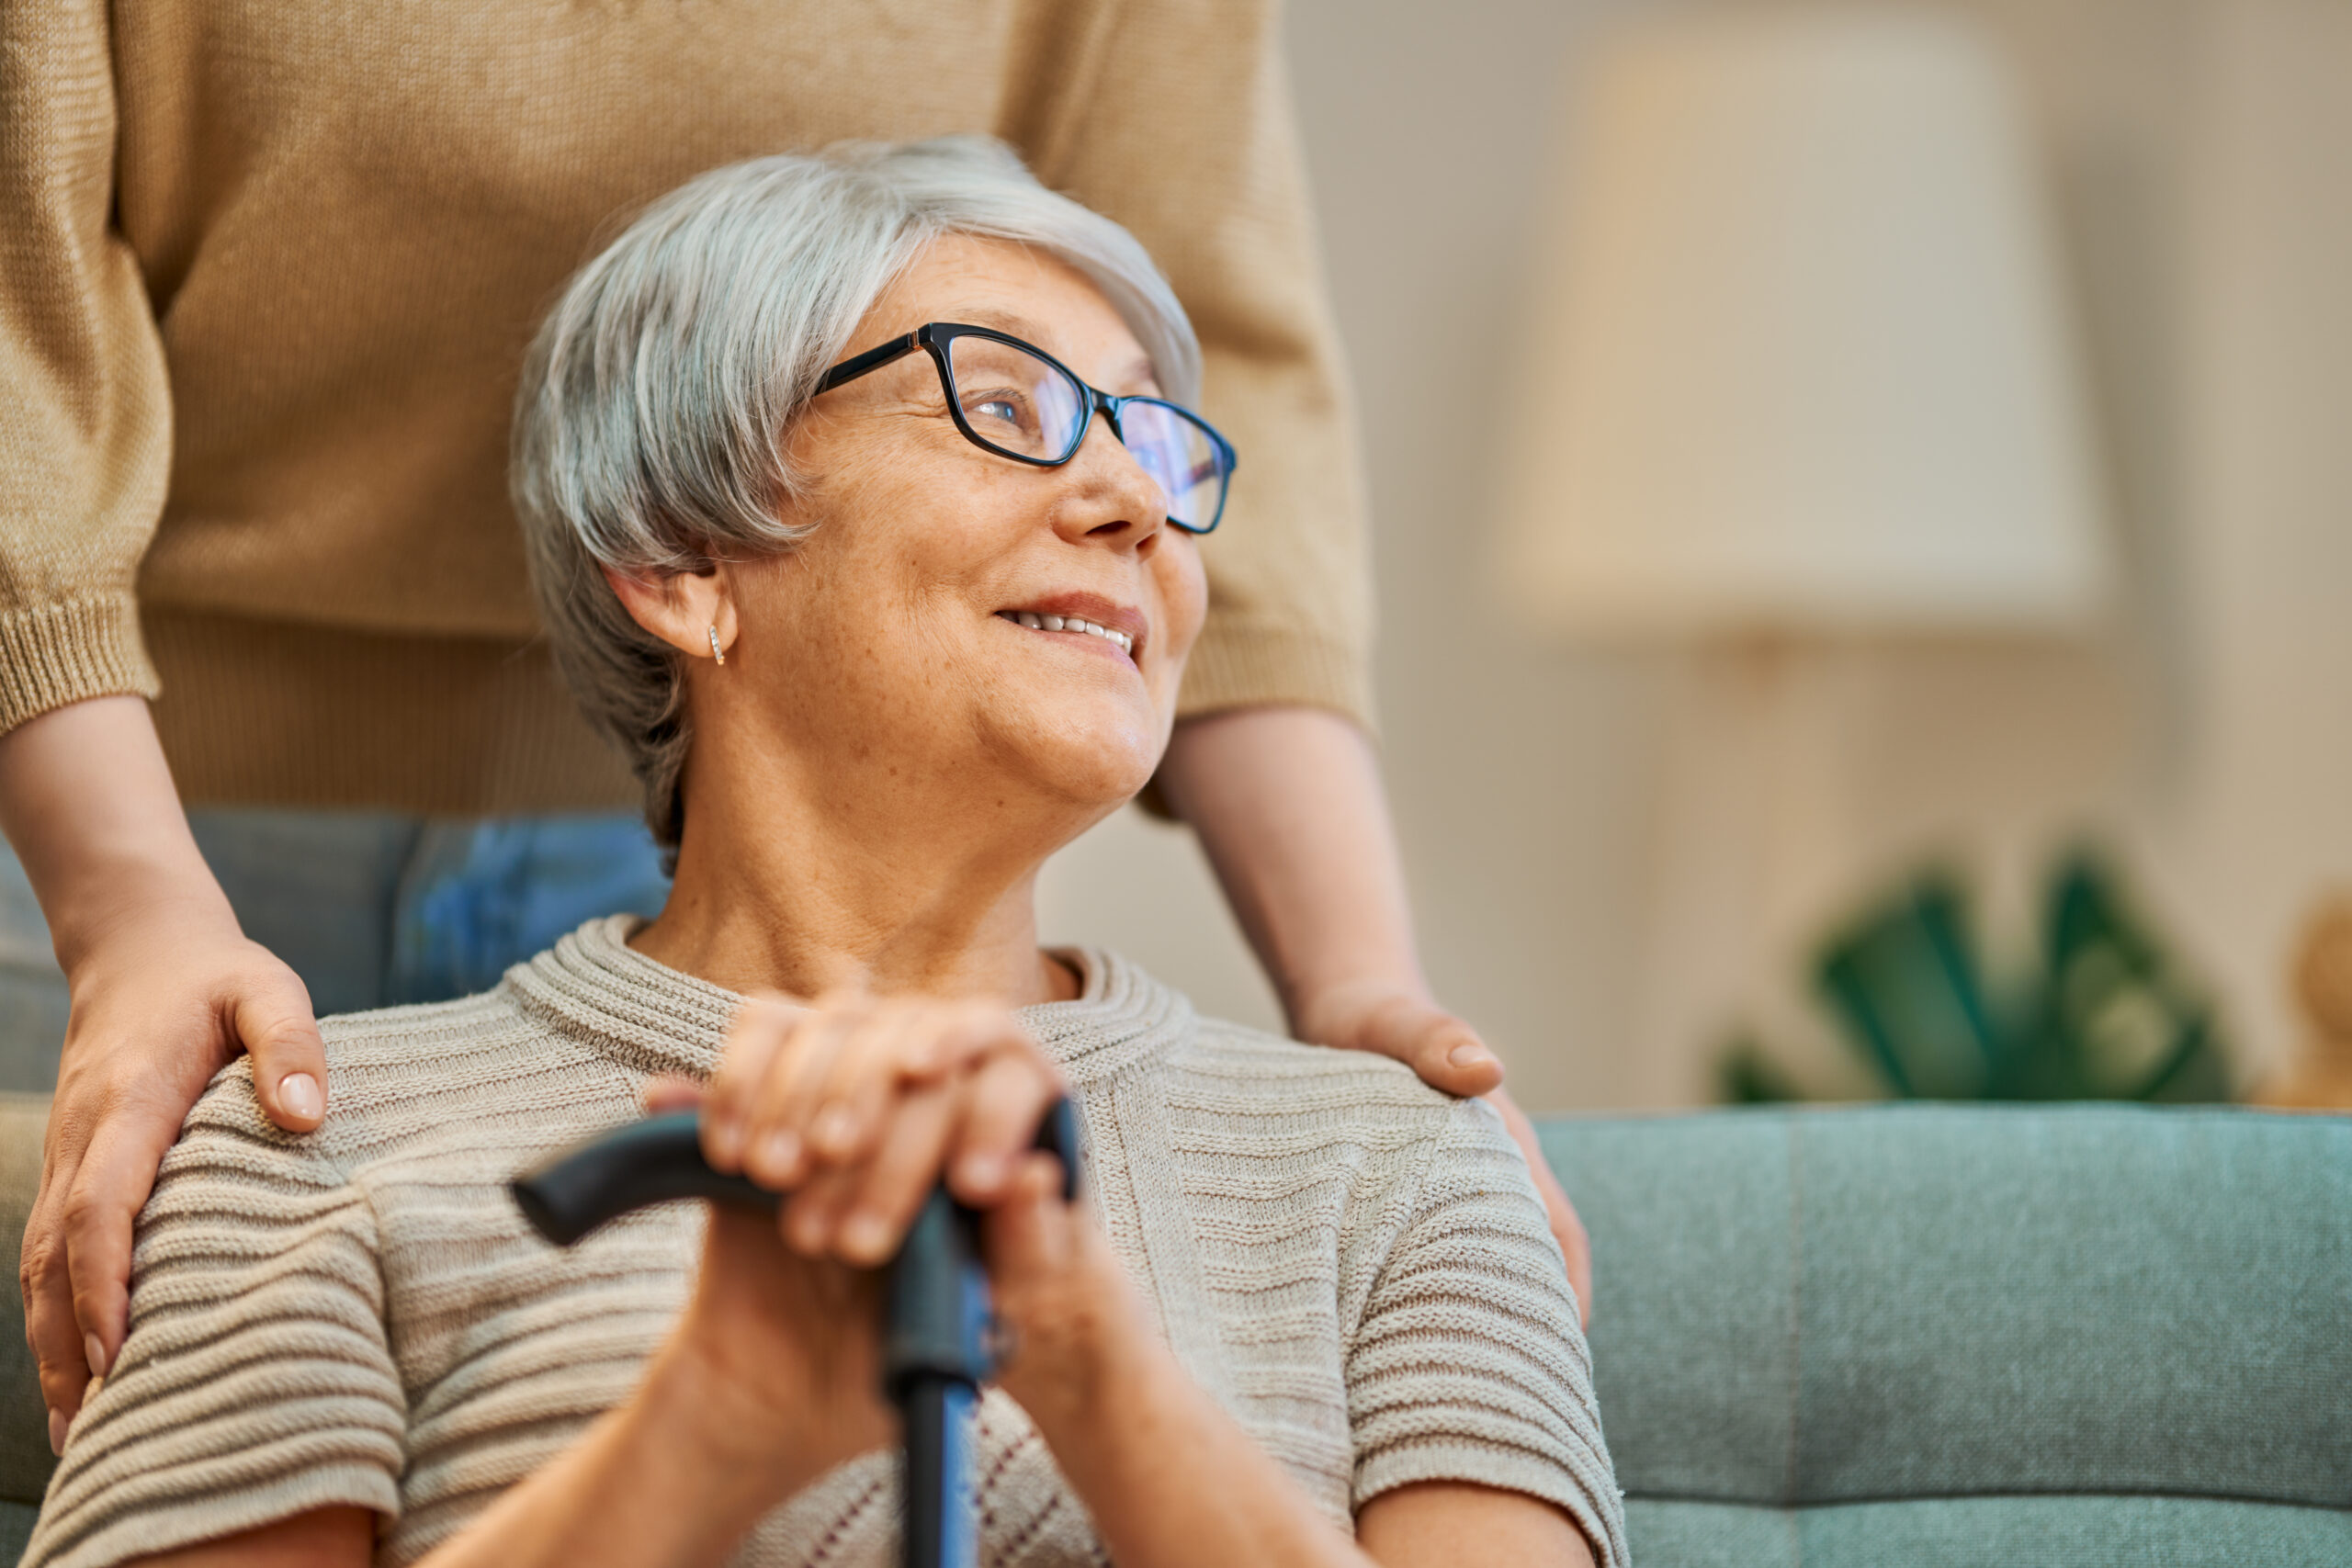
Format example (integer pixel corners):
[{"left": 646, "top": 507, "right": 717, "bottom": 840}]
[
  {"left": 1157, "top": 710, "right": 1594, "bottom": 1325},
  {"left": 1295, "top": 980, "right": 1593, "bottom": 1327},
  {"left": 0, "top": 698, "right": 329, "bottom": 1448}
]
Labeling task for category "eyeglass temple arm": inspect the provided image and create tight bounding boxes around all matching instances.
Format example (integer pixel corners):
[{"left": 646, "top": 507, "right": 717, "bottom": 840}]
[{"left": 815, "top": 329, "right": 925, "bottom": 394}]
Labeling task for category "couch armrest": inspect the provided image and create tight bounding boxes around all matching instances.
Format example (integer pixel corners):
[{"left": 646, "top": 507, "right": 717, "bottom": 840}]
[{"left": 1, "top": 1093, "right": 54, "bottom": 1516}]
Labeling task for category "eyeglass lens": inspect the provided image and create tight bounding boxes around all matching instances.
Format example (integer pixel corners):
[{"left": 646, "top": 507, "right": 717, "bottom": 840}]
[
  {"left": 944, "top": 333, "right": 1226, "bottom": 531},
  {"left": 945, "top": 333, "right": 1085, "bottom": 461}
]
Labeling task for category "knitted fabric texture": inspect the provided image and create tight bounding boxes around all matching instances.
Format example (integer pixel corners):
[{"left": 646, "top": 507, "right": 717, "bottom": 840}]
[
  {"left": 0, "top": 0, "right": 1374, "bottom": 807},
  {"left": 25, "top": 919, "right": 1623, "bottom": 1568}
]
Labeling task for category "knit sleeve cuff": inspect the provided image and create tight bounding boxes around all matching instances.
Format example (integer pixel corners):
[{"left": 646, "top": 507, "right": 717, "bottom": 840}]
[
  {"left": 27, "top": 1468, "right": 401, "bottom": 1568},
  {"left": 1356, "top": 1439, "right": 1628, "bottom": 1568},
  {"left": 1173, "top": 619, "right": 1374, "bottom": 734},
  {"left": 0, "top": 593, "right": 160, "bottom": 734}
]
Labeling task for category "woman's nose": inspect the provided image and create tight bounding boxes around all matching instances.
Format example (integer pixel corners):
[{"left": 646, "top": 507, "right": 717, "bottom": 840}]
[{"left": 1056, "top": 421, "right": 1169, "bottom": 552}]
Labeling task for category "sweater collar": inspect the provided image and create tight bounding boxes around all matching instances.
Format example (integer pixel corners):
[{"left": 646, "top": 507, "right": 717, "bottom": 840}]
[{"left": 506, "top": 914, "right": 1193, "bottom": 1089}]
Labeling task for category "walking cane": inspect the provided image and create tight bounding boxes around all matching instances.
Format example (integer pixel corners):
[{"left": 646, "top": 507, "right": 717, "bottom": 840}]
[{"left": 511, "top": 1099, "right": 1082, "bottom": 1568}]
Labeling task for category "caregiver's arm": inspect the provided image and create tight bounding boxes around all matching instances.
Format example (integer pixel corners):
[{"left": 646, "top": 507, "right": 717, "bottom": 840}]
[
  {"left": 2, "top": 0, "right": 326, "bottom": 1445},
  {"left": 1159, "top": 705, "right": 1592, "bottom": 1319},
  {"left": 1, "top": 697, "right": 328, "bottom": 1438}
]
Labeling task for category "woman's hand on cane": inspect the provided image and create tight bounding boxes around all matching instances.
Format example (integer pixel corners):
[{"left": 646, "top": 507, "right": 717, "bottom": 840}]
[
  {"left": 641, "top": 990, "right": 1080, "bottom": 1489},
  {"left": 696, "top": 991, "right": 1071, "bottom": 1265}
]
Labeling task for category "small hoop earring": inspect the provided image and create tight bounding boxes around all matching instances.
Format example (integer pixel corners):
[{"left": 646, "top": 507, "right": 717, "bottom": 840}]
[{"left": 707, "top": 626, "right": 726, "bottom": 666}]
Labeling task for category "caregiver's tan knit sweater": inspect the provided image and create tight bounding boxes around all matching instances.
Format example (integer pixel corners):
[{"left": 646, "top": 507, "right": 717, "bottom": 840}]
[
  {"left": 0, "top": 2, "right": 1371, "bottom": 810},
  {"left": 26, "top": 919, "right": 1624, "bottom": 1568}
]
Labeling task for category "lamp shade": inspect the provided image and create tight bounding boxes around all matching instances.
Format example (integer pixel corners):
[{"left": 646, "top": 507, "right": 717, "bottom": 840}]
[{"left": 1495, "top": 6, "right": 2111, "bottom": 638}]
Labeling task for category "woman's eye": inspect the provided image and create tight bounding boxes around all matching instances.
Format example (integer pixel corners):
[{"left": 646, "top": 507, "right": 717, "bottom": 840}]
[{"left": 964, "top": 389, "right": 1032, "bottom": 429}]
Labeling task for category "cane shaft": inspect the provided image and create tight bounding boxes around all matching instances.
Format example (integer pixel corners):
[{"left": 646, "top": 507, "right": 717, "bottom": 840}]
[{"left": 899, "top": 1378, "right": 978, "bottom": 1568}]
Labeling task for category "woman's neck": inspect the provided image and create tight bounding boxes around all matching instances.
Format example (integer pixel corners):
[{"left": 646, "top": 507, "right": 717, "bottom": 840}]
[{"left": 628, "top": 760, "right": 1087, "bottom": 1008}]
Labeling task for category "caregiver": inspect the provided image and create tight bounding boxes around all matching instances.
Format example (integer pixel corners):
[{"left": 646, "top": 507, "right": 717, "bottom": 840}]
[{"left": 0, "top": 0, "right": 1589, "bottom": 1458}]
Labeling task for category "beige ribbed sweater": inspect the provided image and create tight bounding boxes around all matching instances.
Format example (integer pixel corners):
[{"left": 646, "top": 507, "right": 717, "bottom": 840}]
[
  {"left": 24, "top": 919, "right": 1623, "bottom": 1568},
  {"left": 0, "top": 1, "right": 1372, "bottom": 811}
]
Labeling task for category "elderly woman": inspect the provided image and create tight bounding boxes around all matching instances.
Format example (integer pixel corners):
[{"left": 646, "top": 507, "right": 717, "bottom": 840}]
[{"left": 25, "top": 140, "right": 1623, "bottom": 1568}]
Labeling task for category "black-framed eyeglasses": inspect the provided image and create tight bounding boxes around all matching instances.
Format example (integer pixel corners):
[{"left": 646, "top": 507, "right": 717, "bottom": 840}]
[{"left": 814, "top": 321, "right": 1236, "bottom": 535}]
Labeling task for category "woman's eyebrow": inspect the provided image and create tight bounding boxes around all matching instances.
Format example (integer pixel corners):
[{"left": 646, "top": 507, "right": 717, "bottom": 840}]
[
  {"left": 951, "top": 310, "right": 1157, "bottom": 390},
  {"left": 956, "top": 306, "right": 1049, "bottom": 340}
]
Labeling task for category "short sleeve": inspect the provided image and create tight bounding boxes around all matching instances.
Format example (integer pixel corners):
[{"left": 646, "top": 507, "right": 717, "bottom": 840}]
[
  {"left": 1345, "top": 1099, "right": 1628, "bottom": 1568},
  {"left": 23, "top": 1071, "right": 406, "bottom": 1568}
]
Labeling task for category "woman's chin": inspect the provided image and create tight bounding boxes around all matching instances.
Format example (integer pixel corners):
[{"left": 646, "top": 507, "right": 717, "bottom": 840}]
[
  {"left": 1009, "top": 731, "right": 1163, "bottom": 811},
  {"left": 989, "top": 694, "right": 1168, "bottom": 807},
  {"left": 1043, "top": 751, "right": 1160, "bottom": 811}
]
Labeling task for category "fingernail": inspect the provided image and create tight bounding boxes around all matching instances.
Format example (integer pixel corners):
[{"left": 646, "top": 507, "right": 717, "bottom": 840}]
[
  {"left": 958, "top": 1152, "right": 1006, "bottom": 1192},
  {"left": 786, "top": 1206, "right": 830, "bottom": 1256},
  {"left": 48, "top": 1408, "right": 65, "bottom": 1456},
  {"left": 811, "top": 1105, "right": 854, "bottom": 1154},
  {"left": 277, "top": 1072, "right": 323, "bottom": 1122},
  {"left": 753, "top": 1129, "right": 800, "bottom": 1181},
  {"left": 84, "top": 1333, "right": 107, "bottom": 1381},
  {"left": 1447, "top": 1043, "right": 1495, "bottom": 1070},
  {"left": 840, "top": 1213, "right": 889, "bottom": 1261}
]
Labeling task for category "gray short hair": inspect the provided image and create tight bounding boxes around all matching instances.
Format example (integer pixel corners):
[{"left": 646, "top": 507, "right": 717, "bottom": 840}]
[{"left": 512, "top": 137, "right": 1201, "bottom": 855}]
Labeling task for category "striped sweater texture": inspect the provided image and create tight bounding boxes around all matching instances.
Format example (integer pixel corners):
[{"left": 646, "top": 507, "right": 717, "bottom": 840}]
[{"left": 26, "top": 918, "right": 1624, "bottom": 1567}]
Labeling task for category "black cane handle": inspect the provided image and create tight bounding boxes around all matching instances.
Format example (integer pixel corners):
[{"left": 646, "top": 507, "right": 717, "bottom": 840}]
[{"left": 511, "top": 1098, "right": 1081, "bottom": 1247}]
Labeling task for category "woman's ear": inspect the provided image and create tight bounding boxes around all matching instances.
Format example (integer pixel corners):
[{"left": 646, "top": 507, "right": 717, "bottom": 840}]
[{"left": 602, "top": 562, "right": 739, "bottom": 663}]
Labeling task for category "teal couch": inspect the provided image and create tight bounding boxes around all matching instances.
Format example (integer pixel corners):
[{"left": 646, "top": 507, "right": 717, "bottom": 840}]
[
  {"left": 4, "top": 1094, "right": 2347, "bottom": 1563},
  {"left": 1541, "top": 1107, "right": 2351, "bottom": 1563}
]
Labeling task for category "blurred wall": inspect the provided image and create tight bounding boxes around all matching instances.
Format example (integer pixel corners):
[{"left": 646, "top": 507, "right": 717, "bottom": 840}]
[{"left": 1041, "top": 0, "right": 2352, "bottom": 1113}]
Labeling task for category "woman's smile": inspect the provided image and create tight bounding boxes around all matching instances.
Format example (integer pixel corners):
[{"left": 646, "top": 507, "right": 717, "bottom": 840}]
[{"left": 992, "top": 592, "right": 1148, "bottom": 665}]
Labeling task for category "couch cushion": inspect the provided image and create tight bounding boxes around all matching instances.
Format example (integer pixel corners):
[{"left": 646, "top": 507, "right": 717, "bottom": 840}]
[
  {"left": 1544, "top": 1105, "right": 2352, "bottom": 1512},
  {"left": 1, "top": 1093, "right": 53, "bottom": 1511},
  {"left": 0, "top": 1498, "right": 33, "bottom": 1565},
  {"left": 1544, "top": 1111, "right": 1800, "bottom": 1502},
  {"left": 1627, "top": 1495, "right": 2352, "bottom": 1567}
]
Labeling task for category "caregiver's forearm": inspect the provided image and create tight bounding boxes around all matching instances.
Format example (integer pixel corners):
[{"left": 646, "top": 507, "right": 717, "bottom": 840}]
[
  {"left": 1158, "top": 706, "right": 1426, "bottom": 1026},
  {"left": 0, "top": 696, "right": 231, "bottom": 966},
  {"left": 1160, "top": 706, "right": 1595, "bottom": 1323},
  {"left": 414, "top": 1339, "right": 809, "bottom": 1568}
]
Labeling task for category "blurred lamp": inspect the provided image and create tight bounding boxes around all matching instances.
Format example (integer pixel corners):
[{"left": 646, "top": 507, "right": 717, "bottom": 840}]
[{"left": 1496, "top": 5, "right": 2110, "bottom": 637}]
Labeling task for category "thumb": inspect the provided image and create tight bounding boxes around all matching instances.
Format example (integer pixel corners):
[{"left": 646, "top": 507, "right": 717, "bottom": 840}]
[
  {"left": 981, "top": 1154, "right": 1073, "bottom": 1284},
  {"left": 1359, "top": 996, "right": 1506, "bottom": 1100},
  {"left": 231, "top": 965, "right": 328, "bottom": 1133}
]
